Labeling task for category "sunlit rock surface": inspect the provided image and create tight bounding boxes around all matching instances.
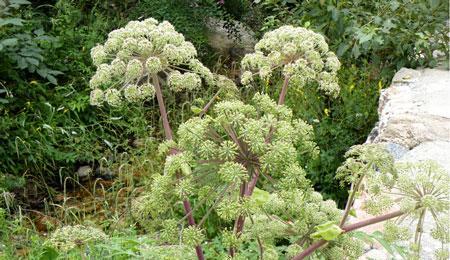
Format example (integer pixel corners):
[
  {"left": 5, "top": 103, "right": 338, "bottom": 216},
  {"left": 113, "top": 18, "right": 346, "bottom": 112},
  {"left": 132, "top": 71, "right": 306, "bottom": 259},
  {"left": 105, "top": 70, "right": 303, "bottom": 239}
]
[{"left": 358, "top": 68, "right": 450, "bottom": 259}]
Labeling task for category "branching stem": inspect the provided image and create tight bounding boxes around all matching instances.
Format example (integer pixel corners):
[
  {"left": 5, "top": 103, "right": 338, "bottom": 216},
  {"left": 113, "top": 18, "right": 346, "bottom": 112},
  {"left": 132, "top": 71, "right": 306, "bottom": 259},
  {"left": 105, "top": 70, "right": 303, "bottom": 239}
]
[
  {"left": 152, "top": 75, "right": 205, "bottom": 260},
  {"left": 278, "top": 75, "right": 291, "bottom": 105},
  {"left": 199, "top": 89, "right": 221, "bottom": 117},
  {"left": 292, "top": 209, "right": 406, "bottom": 260},
  {"left": 339, "top": 175, "right": 365, "bottom": 227}
]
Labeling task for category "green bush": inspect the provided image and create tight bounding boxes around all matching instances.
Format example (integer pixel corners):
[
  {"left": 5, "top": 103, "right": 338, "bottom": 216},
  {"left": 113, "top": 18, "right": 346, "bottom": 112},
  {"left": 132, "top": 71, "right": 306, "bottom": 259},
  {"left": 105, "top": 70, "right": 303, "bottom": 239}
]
[
  {"left": 258, "top": 0, "right": 449, "bottom": 70},
  {"left": 0, "top": 0, "right": 62, "bottom": 84},
  {"left": 0, "top": 1, "right": 152, "bottom": 181}
]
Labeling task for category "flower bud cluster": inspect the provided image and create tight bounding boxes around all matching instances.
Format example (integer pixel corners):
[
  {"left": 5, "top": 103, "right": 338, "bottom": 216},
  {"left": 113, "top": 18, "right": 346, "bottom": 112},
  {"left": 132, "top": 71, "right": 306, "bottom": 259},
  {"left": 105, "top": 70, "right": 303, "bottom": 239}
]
[
  {"left": 182, "top": 226, "right": 205, "bottom": 247},
  {"left": 168, "top": 71, "right": 201, "bottom": 92},
  {"left": 88, "top": 19, "right": 212, "bottom": 106},
  {"left": 241, "top": 25, "right": 341, "bottom": 97},
  {"left": 158, "top": 93, "right": 338, "bottom": 256},
  {"left": 46, "top": 225, "right": 107, "bottom": 252}
]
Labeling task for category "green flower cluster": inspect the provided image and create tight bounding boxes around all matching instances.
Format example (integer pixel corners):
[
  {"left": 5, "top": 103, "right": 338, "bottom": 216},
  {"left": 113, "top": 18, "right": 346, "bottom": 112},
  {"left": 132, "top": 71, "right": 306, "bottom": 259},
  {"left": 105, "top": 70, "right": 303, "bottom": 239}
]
[
  {"left": 241, "top": 25, "right": 341, "bottom": 97},
  {"left": 88, "top": 19, "right": 213, "bottom": 106},
  {"left": 46, "top": 225, "right": 107, "bottom": 252},
  {"left": 153, "top": 92, "right": 368, "bottom": 259},
  {"left": 338, "top": 145, "right": 450, "bottom": 257}
]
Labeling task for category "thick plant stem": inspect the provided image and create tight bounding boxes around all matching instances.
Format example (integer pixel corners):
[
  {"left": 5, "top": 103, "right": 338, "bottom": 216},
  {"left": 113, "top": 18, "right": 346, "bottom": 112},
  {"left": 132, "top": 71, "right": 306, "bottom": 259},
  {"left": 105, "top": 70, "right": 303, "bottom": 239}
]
[
  {"left": 152, "top": 75, "right": 205, "bottom": 260},
  {"left": 278, "top": 76, "right": 291, "bottom": 105},
  {"left": 292, "top": 210, "right": 406, "bottom": 260},
  {"left": 229, "top": 168, "right": 261, "bottom": 256},
  {"left": 153, "top": 75, "right": 173, "bottom": 140},
  {"left": 339, "top": 176, "right": 364, "bottom": 227},
  {"left": 230, "top": 75, "right": 289, "bottom": 257},
  {"left": 245, "top": 168, "right": 260, "bottom": 197}
]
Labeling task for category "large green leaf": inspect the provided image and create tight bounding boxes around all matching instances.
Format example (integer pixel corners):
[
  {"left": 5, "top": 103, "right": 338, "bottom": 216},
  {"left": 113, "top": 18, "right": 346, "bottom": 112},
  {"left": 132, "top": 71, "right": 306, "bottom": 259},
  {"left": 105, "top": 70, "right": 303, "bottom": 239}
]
[
  {"left": 0, "top": 18, "right": 24, "bottom": 27},
  {"left": 310, "top": 221, "right": 343, "bottom": 241}
]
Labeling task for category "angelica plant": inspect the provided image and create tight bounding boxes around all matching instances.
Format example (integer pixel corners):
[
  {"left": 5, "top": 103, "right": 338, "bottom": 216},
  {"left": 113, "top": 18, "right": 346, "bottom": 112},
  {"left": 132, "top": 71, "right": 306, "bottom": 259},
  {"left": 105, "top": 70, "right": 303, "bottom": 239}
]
[
  {"left": 87, "top": 21, "right": 449, "bottom": 260},
  {"left": 156, "top": 93, "right": 360, "bottom": 258},
  {"left": 87, "top": 18, "right": 234, "bottom": 260},
  {"left": 292, "top": 145, "right": 449, "bottom": 259},
  {"left": 46, "top": 225, "right": 107, "bottom": 252},
  {"left": 130, "top": 25, "right": 352, "bottom": 259}
]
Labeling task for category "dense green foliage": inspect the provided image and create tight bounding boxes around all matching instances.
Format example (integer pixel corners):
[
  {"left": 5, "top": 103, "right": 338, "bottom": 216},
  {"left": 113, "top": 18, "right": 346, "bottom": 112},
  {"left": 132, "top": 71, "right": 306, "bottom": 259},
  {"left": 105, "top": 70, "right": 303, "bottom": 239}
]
[
  {"left": 258, "top": 0, "right": 449, "bottom": 69},
  {"left": 1, "top": 1, "right": 138, "bottom": 180}
]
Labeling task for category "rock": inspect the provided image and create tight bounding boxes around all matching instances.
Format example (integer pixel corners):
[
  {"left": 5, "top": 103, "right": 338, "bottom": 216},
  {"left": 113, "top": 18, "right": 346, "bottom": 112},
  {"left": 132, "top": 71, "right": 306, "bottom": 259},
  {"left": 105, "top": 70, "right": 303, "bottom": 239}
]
[
  {"left": 390, "top": 68, "right": 421, "bottom": 84},
  {"left": 365, "top": 122, "right": 380, "bottom": 143},
  {"left": 206, "top": 17, "right": 256, "bottom": 59},
  {"left": 399, "top": 141, "right": 450, "bottom": 171},
  {"left": 372, "top": 68, "right": 450, "bottom": 148},
  {"left": 382, "top": 142, "right": 409, "bottom": 160},
  {"left": 96, "top": 167, "right": 117, "bottom": 180},
  {"left": 76, "top": 166, "right": 92, "bottom": 178},
  {"left": 357, "top": 68, "right": 450, "bottom": 260}
]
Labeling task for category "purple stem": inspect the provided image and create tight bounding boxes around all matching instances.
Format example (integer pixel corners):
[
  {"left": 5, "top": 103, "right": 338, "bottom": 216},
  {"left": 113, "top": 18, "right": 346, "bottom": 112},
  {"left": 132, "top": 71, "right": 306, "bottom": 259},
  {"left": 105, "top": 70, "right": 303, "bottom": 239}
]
[
  {"left": 291, "top": 210, "right": 405, "bottom": 260},
  {"left": 153, "top": 75, "right": 205, "bottom": 260}
]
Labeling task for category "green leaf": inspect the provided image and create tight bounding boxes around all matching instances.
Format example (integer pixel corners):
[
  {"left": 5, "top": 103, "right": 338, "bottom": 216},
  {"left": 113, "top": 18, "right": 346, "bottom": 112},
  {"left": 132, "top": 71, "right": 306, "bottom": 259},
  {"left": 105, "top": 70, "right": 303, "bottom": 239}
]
[
  {"left": 352, "top": 44, "right": 361, "bottom": 58},
  {"left": 371, "top": 231, "right": 395, "bottom": 255},
  {"left": 25, "top": 57, "right": 39, "bottom": 66},
  {"left": 34, "top": 28, "right": 45, "bottom": 36},
  {"left": 390, "top": 1, "right": 400, "bottom": 11},
  {"left": 191, "top": 106, "right": 202, "bottom": 115},
  {"left": 0, "top": 18, "right": 24, "bottom": 27},
  {"left": 310, "top": 221, "right": 343, "bottom": 241},
  {"left": 337, "top": 43, "right": 351, "bottom": 56},
  {"left": 1, "top": 38, "right": 18, "bottom": 47},
  {"left": 429, "top": 0, "right": 440, "bottom": 9},
  {"left": 10, "top": 0, "right": 31, "bottom": 7},
  {"left": 350, "top": 230, "right": 375, "bottom": 244},
  {"left": 252, "top": 187, "right": 271, "bottom": 207},
  {"left": 358, "top": 33, "right": 373, "bottom": 44},
  {"left": 46, "top": 74, "right": 57, "bottom": 85},
  {"left": 38, "top": 246, "right": 58, "bottom": 260}
]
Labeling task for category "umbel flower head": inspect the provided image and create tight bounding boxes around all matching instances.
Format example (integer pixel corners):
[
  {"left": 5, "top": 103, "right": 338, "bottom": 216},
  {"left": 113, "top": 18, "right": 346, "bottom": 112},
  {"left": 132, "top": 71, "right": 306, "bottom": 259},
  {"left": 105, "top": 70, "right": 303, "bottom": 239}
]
[
  {"left": 241, "top": 25, "right": 341, "bottom": 97},
  {"left": 88, "top": 18, "right": 215, "bottom": 106},
  {"left": 338, "top": 145, "right": 449, "bottom": 258},
  {"left": 46, "top": 225, "right": 107, "bottom": 252}
]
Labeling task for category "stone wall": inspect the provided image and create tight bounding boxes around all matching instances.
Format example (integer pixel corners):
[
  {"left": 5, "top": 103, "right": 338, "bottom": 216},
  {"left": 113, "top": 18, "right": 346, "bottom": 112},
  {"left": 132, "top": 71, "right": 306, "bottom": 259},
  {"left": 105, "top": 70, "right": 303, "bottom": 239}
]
[{"left": 358, "top": 68, "right": 450, "bottom": 259}]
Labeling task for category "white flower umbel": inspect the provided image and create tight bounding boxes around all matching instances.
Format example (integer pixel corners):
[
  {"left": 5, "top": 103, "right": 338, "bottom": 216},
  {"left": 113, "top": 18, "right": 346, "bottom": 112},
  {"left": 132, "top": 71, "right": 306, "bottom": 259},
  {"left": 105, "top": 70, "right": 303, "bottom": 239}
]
[
  {"left": 88, "top": 19, "right": 214, "bottom": 106},
  {"left": 241, "top": 26, "right": 341, "bottom": 98}
]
